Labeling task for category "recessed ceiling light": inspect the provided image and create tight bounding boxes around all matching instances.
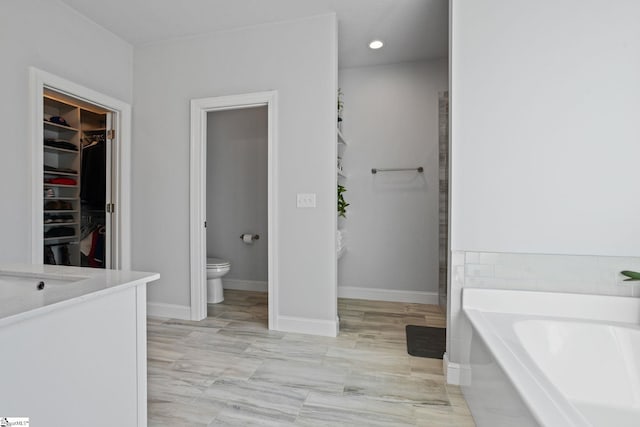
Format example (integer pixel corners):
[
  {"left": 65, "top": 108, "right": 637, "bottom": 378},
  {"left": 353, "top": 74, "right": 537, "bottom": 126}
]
[{"left": 369, "top": 40, "right": 384, "bottom": 50}]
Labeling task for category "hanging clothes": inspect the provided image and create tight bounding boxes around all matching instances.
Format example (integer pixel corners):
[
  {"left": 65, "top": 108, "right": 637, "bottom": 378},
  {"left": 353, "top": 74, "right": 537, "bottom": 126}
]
[{"left": 80, "top": 140, "right": 106, "bottom": 209}]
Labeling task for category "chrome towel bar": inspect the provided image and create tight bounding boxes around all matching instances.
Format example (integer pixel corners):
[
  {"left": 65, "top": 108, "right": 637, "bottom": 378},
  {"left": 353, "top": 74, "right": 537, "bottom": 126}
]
[{"left": 371, "top": 167, "right": 424, "bottom": 174}]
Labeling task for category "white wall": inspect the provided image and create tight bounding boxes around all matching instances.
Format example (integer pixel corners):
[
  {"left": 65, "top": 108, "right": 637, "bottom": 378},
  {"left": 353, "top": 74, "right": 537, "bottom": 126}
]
[
  {"left": 448, "top": 0, "right": 640, "bottom": 378},
  {"left": 0, "top": 0, "right": 133, "bottom": 262},
  {"left": 337, "top": 59, "right": 447, "bottom": 301},
  {"left": 133, "top": 14, "right": 338, "bottom": 325},
  {"left": 207, "top": 107, "right": 268, "bottom": 282},
  {"left": 450, "top": 0, "right": 640, "bottom": 257}
]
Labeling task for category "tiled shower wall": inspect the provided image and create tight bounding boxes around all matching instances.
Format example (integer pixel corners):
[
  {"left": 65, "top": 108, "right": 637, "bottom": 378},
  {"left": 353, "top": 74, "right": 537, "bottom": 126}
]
[
  {"left": 461, "top": 251, "right": 640, "bottom": 296},
  {"left": 438, "top": 92, "right": 449, "bottom": 309},
  {"left": 447, "top": 250, "right": 640, "bottom": 368}
]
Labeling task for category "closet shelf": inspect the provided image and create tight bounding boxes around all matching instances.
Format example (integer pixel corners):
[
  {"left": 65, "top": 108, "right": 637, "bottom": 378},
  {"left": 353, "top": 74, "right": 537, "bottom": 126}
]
[
  {"left": 44, "top": 171, "right": 78, "bottom": 177},
  {"left": 44, "top": 146, "right": 78, "bottom": 154},
  {"left": 43, "top": 197, "right": 77, "bottom": 201},
  {"left": 44, "top": 222, "right": 79, "bottom": 227},
  {"left": 44, "top": 236, "right": 78, "bottom": 243},
  {"left": 44, "top": 183, "right": 78, "bottom": 188},
  {"left": 43, "top": 121, "right": 79, "bottom": 132},
  {"left": 44, "top": 209, "right": 78, "bottom": 213}
]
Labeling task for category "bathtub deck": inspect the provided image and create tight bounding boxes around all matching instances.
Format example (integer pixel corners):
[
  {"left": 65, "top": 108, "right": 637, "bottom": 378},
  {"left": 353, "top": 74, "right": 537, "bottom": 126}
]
[{"left": 147, "top": 290, "right": 475, "bottom": 426}]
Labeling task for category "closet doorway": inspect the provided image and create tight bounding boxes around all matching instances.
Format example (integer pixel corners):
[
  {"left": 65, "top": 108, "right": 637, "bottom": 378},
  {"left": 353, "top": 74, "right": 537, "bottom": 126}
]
[{"left": 30, "top": 68, "right": 132, "bottom": 270}]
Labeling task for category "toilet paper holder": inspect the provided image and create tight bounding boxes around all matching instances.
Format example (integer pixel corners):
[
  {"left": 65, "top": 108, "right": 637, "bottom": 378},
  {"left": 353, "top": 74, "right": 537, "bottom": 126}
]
[{"left": 240, "top": 233, "right": 260, "bottom": 241}]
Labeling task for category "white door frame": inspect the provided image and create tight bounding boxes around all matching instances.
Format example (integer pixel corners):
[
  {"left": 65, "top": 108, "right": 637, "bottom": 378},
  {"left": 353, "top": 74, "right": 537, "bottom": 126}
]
[
  {"left": 29, "top": 67, "right": 132, "bottom": 269},
  {"left": 190, "top": 91, "right": 278, "bottom": 325}
]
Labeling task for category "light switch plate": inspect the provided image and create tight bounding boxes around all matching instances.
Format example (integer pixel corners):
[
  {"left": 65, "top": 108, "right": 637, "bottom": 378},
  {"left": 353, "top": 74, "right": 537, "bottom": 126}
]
[{"left": 296, "top": 193, "right": 316, "bottom": 208}]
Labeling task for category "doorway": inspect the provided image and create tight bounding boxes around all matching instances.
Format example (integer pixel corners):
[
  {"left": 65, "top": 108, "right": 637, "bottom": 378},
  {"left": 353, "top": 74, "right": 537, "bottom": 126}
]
[
  {"left": 206, "top": 106, "right": 268, "bottom": 301},
  {"left": 189, "top": 91, "right": 278, "bottom": 325},
  {"left": 30, "top": 68, "right": 132, "bottom": 269}
]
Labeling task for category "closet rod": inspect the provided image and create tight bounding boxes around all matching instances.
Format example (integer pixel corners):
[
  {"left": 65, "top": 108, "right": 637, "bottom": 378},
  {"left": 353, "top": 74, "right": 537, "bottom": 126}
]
[{"left": 371, "top": 166, "right": 424, "bottom": 174}]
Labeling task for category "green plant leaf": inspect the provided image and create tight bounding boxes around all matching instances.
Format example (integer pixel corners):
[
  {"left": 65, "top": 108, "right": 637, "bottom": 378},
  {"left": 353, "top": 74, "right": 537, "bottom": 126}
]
[
  {"left": 621, "top": 270, "right": 640, "bottom": 281},
  {"left": 338, "top": 184, "right": 348, "bottom": 218}
]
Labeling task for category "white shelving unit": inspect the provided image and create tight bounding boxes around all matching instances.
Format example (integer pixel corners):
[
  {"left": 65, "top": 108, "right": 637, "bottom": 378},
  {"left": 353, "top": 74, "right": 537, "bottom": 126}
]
[
  {"left": 43, "top": 89, "right": 109, "bottom": 267},
  {"left": 337, "top": 126, "right": 348, "bottom": 260},
  {"left": 43, "top": 95, "right": 82, "bottom": 265},
  {"left": 337, "top": 127, "right": 348, "bottom": 180}
]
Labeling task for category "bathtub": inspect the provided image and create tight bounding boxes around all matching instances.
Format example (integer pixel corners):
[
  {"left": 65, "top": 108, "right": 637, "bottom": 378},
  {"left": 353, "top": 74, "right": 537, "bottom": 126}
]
[{"left": 461, "top": 288, "right": 640, "bottom": 427}]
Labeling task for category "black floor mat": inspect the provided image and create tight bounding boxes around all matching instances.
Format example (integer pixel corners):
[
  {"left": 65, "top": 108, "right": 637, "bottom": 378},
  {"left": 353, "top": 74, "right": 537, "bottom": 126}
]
[{"left": 406, "top": 325, "right": 446, "bottom": 359}]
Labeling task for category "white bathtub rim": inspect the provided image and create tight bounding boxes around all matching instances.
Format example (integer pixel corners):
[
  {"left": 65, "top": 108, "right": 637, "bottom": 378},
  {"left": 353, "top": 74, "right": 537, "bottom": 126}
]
[
  {"left": 465, "top": 308, "right": 591, "bottom": 427},
  {"left": 463, "top": 287, "right": 640, "bottom": 324},
  {"left": 462, "top": 288, "right": 640, "bottom": 427}
]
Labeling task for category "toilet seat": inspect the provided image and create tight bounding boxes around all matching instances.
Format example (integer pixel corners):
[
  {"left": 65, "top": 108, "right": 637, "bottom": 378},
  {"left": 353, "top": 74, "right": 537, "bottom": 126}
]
[{"left": 207, "top": 257, "right": 230, "bottom": 268}]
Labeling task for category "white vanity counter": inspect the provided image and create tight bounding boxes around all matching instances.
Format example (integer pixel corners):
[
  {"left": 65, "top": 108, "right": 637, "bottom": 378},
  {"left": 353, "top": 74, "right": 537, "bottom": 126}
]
[
  {"left": 0, "top": 263, "right": 159, "bottom": 327},
  {"left": 0, "top": 263, "right": 160, "bottom": 427}
]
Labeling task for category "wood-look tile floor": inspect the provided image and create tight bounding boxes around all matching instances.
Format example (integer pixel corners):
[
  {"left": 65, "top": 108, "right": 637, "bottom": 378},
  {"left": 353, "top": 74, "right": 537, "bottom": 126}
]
[{"left": 147, "top": 290, "right": 475, "bottom": 426}]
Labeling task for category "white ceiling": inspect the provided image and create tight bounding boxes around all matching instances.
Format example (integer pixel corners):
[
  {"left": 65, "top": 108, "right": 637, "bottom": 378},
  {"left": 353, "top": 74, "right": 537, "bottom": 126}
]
[{"left": 60, "top": 0, "right": 448, "bottom": 68}]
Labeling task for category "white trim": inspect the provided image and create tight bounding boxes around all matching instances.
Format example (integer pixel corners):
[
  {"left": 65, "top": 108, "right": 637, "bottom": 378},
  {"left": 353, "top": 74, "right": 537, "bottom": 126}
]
[
  {"left": 338, "top": 286, "right": 439, "bottom": 304},
  {"left": 189, "top": 99, "right": 207, "bottom": 320},
  {"left": 223, "top": 279, "right": 268, "bottom": 292},
  {"left": 276, "top": 315, "right": 338, "bottom": 337},
  {"left": 146, "top": 302, "right": 191, "bottom": 320},
  {"left": 443, "top": 352, "right": 461, "bottom": 385},
  {"left": 29, "top": 67, "right": 132, "bottom": 269},
  {"left": 189, "top": 91, "right": 278, "bottom": 326}
]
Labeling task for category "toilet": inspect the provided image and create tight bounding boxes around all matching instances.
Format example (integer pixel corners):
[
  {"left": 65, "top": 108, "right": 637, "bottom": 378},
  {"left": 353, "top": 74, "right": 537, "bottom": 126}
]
[{"left": 206, "top": 257, "right": 231, "bottom": 303}]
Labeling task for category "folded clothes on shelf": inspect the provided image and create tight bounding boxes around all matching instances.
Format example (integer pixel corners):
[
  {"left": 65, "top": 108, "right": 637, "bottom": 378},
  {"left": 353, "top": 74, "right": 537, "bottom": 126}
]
[
  {"left": 44, "top": 139, "right": 78, "bottom": 151},
  {"left": 45, "top": 177, "right": 77, "bottom": 186},
  {"left": 44, "top": 214, "right": 74, "bottom": 224},
  {"left": 44, "top": 226, "right": 75, "bottom": 238},
  {"left": 44, "top": 200, "right": 73, "bottom": 210},
  {"left": 48, "top": 116, "right": 72, "bottom": 127},
  {"left": 44, "top": 164, "right": 77, "bottom": 174}
]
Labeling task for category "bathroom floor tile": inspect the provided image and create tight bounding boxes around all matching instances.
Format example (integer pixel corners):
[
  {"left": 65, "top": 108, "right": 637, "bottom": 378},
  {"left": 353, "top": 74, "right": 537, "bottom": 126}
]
[
  {"left": 251, "top": 359, "right": 348, "bottom": 394},
  {"left": 148, "top": 399, "right": 219, "bottom": 426},
  {"left": 198, "top": 378, "right": 308, "bottom": 424},
  {"left": 296, "top": 391, "right": 416, "bottom": 426},
  {"left": 147, "top": 290, "right": 475, "bottom": 426}
]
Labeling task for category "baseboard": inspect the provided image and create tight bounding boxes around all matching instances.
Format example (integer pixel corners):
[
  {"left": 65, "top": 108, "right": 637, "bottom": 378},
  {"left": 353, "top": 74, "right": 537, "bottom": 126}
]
[
  {"left": 275, "top": 315, "right": 338, "bottom": 337},
  {"left": 338, "top": 286, "right": 439, "bottom": 304},
  {"left": 443, "top": 352, "right": 461, "bottom": 385},
  {"left": 147, "top": 302, "right": 191, "bottom": 320},
  {"left": 223, "top": 279, "right": 268, "bottom": 292}
]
